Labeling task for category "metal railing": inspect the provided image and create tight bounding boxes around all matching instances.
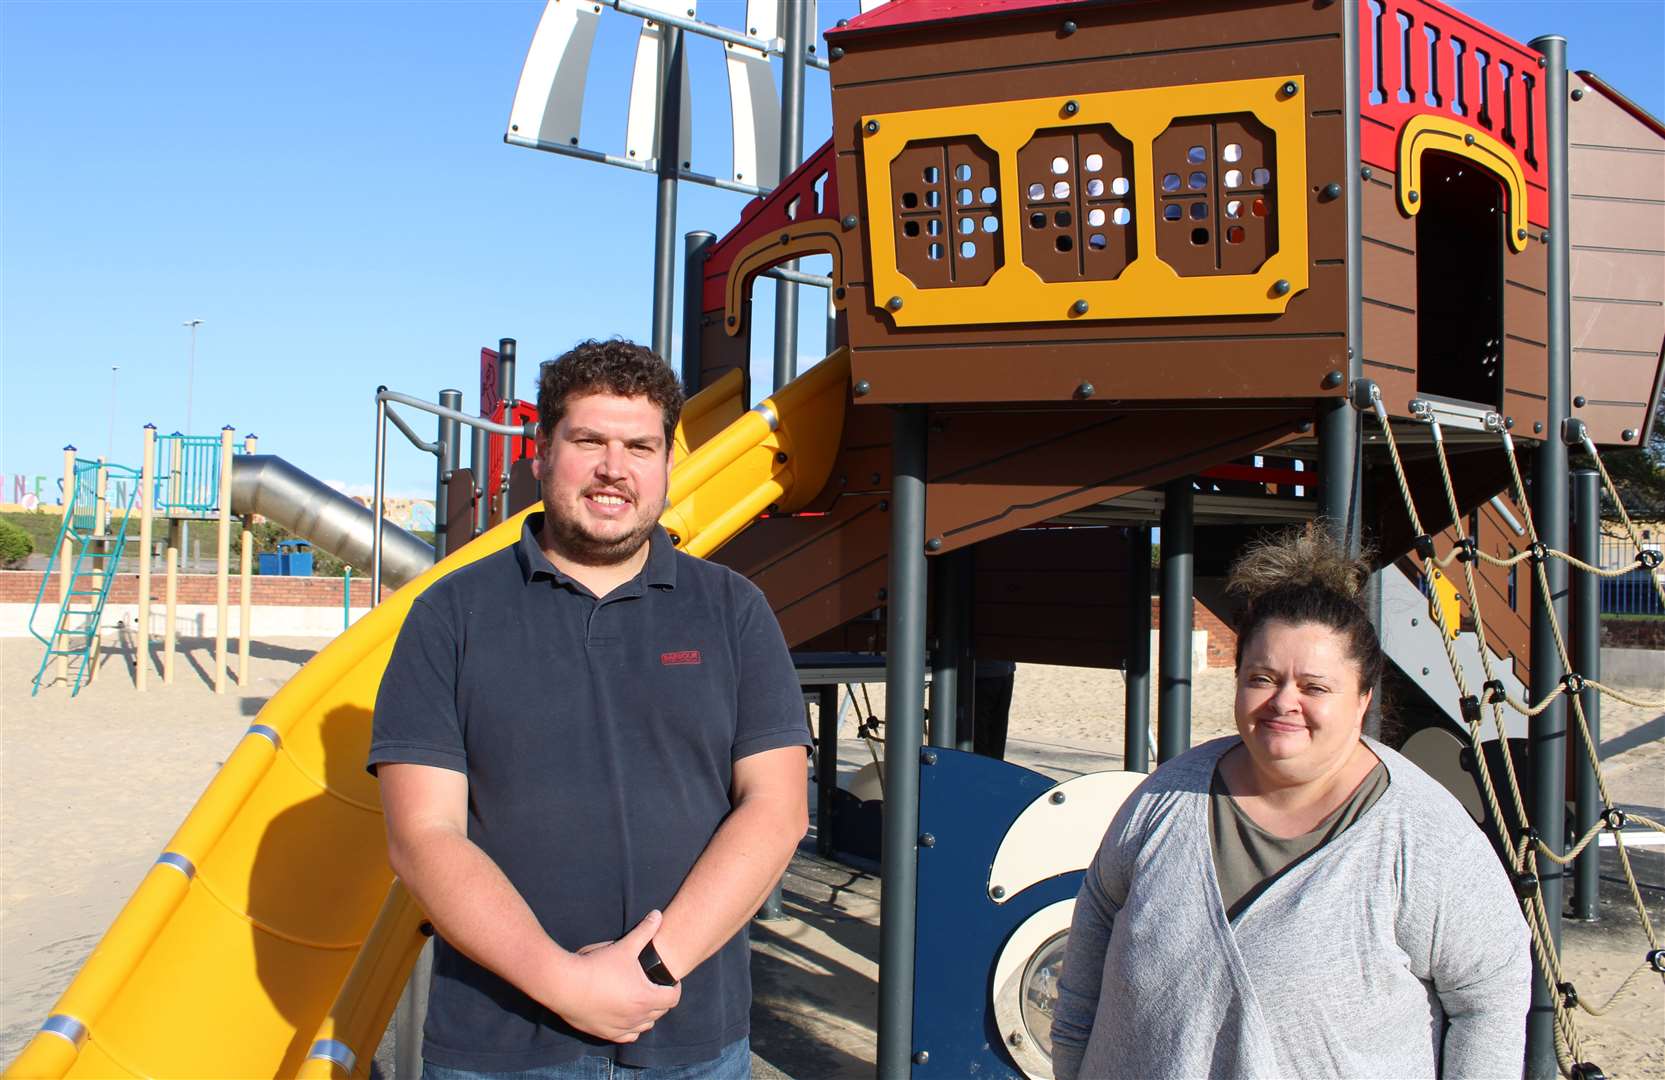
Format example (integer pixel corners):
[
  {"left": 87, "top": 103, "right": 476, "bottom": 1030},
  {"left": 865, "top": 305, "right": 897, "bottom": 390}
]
[
  {"left": 151, "top": 434, "right": 232, "bottom": 514},
  {"left": 1599, "top": 529, "right": 1665, "bottom": 615}
]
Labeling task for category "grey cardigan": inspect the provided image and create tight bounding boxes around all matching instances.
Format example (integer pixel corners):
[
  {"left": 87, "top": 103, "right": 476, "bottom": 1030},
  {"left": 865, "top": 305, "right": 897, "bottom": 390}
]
[{"left": 1051, "top": 737, "right": 1530, "bottom": 1080}]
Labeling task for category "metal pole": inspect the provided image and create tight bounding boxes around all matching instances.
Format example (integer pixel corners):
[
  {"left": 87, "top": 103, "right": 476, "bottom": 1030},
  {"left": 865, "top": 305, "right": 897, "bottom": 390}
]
[
  {"left": 372, "top": 391, "right": 388, "bottom": 605},
  {"left": 1571, "top": 468, "right": 1601, "bottom": 922},
  {"left": 394, "top": 940, "right": 432, "bottom": 1080},
  {"left": 878, "top": 405, "right": 927, "bottom": 1079},
  {"left": 682, "top": 231, "right": 714, "bottom": 394},
  {"left": 816, "top": 683, "right": 839, "bottom": 858},
  {"left": 954, "top": 546, "right": 977, "bottom": 754},
  {"left": 771, "top": 0, "right": 810, "bottom": 392},
  {"left": 435, "top": 389, "right": 462, "bottom": 560},
  {"left": 183, "top": 319, "right": 202, "bottom": 435},
  {"left": 499, "top": 338, "right": 518, "bottom": 520},
  {"left": 137, "top": 426, "right": 156, "bottom": 692},
  {"left": 1158, "top": 479, "right": 1194, "bottom": 763},
  {"left": 1125, "top": 525, "right": 1153, "bottom": 771},
  {"left": 1325, "top": 0, "right": 1365, "bottom": 556},
  {"left": 472, "top": 423, "right": 489, "bottom": 539},
  {"left": 650, "top": 26, "right": 685, "bottom": 363},
  {"left": 1525, "top": 34, "right": 1570, "bottom": 1080},
  {"left": 928, "top": 553, "right": 962, "bottom": 748}
]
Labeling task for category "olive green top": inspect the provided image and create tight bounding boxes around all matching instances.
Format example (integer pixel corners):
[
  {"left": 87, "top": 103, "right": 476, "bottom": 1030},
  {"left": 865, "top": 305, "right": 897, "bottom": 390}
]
[{"left": 1210, "top": 758, "right": 1390, "bottom": 921}]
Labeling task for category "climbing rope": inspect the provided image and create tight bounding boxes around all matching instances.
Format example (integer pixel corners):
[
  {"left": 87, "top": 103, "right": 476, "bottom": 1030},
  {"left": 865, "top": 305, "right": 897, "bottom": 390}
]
[{"left": 1365, "top": 387, "right": 1665, "bottom": 1076}]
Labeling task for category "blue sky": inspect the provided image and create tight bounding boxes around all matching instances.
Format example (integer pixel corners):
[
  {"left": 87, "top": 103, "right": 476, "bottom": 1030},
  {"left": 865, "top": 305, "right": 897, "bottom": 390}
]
[{"left": 4, "top": 0, "right": 1661, "bottom": 498}]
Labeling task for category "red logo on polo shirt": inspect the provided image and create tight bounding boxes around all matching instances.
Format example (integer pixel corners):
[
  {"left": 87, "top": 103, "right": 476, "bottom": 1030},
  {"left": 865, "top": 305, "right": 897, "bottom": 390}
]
[{"left": 661, "top": 650, "right": 702, "bottom": 666}]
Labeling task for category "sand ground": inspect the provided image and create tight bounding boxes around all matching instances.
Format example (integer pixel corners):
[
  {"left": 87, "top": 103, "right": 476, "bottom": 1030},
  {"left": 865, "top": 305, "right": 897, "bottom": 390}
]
[{"left": 3, "top": 635, "right": 1661, "bottom": 1077}]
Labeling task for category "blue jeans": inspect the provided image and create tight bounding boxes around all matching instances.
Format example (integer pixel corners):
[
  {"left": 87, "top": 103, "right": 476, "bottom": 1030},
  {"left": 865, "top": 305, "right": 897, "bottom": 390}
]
[{"left": 422, "top": 1037, "right": 751, "bottom": 1080}]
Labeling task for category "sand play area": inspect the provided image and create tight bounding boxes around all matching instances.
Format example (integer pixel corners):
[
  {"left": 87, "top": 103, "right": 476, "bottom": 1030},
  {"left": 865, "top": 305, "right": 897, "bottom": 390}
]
[{"left": 3, "top": 635, "right": 1661, "bottom": 1077}]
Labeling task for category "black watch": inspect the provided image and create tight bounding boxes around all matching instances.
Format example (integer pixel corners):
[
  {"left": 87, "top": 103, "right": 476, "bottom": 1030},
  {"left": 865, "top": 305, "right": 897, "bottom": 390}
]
[{"left": 638, "top": 940, "right": 678, "bottom": 986}]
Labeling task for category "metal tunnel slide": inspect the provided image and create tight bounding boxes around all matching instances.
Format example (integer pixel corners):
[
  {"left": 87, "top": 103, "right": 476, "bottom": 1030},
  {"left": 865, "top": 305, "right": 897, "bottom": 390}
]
[
  {"left": 4, "top": 350, "right": 851, "bottom": 1079},
  {"left": 229, "top": 455, "right": 435, "bottom": 590}
]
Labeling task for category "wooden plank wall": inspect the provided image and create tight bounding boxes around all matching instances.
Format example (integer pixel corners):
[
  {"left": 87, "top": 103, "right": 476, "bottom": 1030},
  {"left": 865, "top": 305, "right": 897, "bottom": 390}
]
[{"left": 1568, "top": 72, "right": 1665, "bottom": 447}]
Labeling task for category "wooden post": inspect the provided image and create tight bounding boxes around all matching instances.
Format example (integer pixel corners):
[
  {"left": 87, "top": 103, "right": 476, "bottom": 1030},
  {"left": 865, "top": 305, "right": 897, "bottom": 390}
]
[
  {"left": 238, "top": 434, "right": 257, "bottom": 684},
  {"left": 137, "top": 426, "right": 156, "bottom": 691},
  {"left": 57, "top": 446, "right": 76, "bottom": 685},
  {"left": 213, "top": 427, "right": 234, "bottom": 694},
  {"left": 164, "top": 437, "right": 182, "bottom": 684},
  {"left": 164, "top": 519, "right": 179, "bottom": 684},
  {"left": 87, "top": 458, "right": 108, "bottom": 684}
]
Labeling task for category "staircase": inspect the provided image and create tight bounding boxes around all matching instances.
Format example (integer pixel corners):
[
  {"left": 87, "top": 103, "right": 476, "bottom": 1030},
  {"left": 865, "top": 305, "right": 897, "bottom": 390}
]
[{"left": 30, "top": 459, "right": 142, "bottom": 696}]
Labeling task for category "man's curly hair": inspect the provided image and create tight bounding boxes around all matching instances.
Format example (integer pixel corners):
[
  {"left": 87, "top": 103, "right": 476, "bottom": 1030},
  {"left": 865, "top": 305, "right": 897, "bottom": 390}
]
[{"left": 536, "top": 338, "right": 685, "bottom": 446}]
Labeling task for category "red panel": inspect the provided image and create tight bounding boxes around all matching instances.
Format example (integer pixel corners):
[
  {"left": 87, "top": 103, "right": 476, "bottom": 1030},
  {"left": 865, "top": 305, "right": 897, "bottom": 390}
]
[
  {"left": 827, "top": 0, "right": 1099, "bottom": 39},
  {"left": 1357, "top": 0, "right": 1548, "bottom": 224},
  {"left": 700, "top": 139, "right": 840, "bottom": 314},
  {"left": 486, "top": 400, "right": 539, "bottom": 502}
]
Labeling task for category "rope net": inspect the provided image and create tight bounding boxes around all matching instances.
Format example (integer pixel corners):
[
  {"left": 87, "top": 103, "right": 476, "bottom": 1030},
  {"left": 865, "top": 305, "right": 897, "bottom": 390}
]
[{"left": 1367, "top": 391, "right": 1664, "bottom": 1075}]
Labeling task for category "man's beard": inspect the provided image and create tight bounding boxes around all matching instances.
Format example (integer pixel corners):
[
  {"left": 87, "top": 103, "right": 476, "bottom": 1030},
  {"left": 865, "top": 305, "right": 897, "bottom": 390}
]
[{"left": 543, "top": 495, "right": 662, "bottom": 567}]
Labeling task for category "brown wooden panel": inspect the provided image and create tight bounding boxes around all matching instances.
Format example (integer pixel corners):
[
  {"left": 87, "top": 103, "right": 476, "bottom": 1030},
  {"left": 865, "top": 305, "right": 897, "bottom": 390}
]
[
  {"left": 849, "top": 332, "right": 1343, "bottom": 404},
  {"left": 1570, "top": 74, "right": 1665, "bottom": 152},
  {"left": 1361, "top": 174, "right": 1414, "bottom": 251},
  {"left": 1571, "top": 349, "right": 1661, "bottom": 404},
  {"left": 1362, "top": 242, "right": 1417, "bottom": 311},
  {"left": 443, "top": 468, "right": 476, "bottom": 556},
  {"left": 1362, "top": 300, "right": 1417, "bottom": 410},
  {"left": 1504, "top": 280, "right": 1548, "bottom": 346},
  {"left": 1571, "top": 248, "right": 1665, "bottom": 305},
  {"left": 697, "top": 312, "right": 751, "bottom": 400},
  {"left": 1568, "top": 198, "right": 1665, "bottom": 252},
  {"left": 1571, "top": 399, "right": 1656, "bottom": 446},
  {"left": 1505, "top": 241, "right": 1548, "bottom": 293},
  {"left": 829, "top": 0, "right": 1342, "bottom": 99},
  {"left": 1570, "top": 146, "right": 1665, "bottom": 203},
  {"left": 924, "top": 407, "right": 1310, "bottom": 549},
  {"left": 712, "top": 493, "right": 893, "bottom": 648},
  {"left": 506, "top": 458, "right": 539, "bottom": 517},
  {"left": 836, "top": 150, "right": 871, "bottom": 283},
  {"left": 1363, "top": 359, "right": 1416, "bottom": 417},
  {"left": 970, "top": 526, "right": 1131, "bottom": 669},
  {"left": 1571, "top": 300, "right": 1661, "bottom": 353}
]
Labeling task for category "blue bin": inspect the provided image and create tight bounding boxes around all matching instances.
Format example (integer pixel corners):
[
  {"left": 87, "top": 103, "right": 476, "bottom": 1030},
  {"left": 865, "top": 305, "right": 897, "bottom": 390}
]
[
  {"left": 257, "top": 552, "right": 283, "bottom": 576},
  {"left": 278, "top": 539, "right": 314, "bottom": 577}
]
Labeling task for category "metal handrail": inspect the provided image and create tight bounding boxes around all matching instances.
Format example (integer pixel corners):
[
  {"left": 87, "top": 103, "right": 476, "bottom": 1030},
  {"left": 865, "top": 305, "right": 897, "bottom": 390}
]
[{"left": 371, "top": 388, "right": 541, "bottom": 603}]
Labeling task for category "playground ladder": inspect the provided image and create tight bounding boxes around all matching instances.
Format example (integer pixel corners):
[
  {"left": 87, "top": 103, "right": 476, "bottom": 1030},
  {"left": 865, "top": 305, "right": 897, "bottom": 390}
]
[{"left": 29, "top": 459, "right": 143, "bottom": 697}]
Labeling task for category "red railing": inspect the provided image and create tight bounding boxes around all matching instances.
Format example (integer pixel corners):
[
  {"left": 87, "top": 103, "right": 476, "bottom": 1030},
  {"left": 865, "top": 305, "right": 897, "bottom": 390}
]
[
  {"left": 702, "top": 139, "right": 840, "bottom": 314},
  {"left": 1359, "top": 0, "right": 1547, "bottom": 223}
]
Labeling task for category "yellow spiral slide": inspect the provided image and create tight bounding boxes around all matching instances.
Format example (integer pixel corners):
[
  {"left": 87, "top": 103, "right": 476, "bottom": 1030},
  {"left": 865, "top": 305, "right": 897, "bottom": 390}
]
[{"left": 5, "top": 351, "right": 850, "bottom": 1080}]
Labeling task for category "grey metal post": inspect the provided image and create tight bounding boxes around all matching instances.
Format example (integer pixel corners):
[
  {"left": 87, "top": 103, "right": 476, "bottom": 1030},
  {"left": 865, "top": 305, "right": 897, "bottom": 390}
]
[
  {"left": 954, "top": 547, "right": 977, "bottom": 754},
  {"left": 878, "top": 405, "right": 928, "bottom": 1079},
  {"left": 1571, "top": 468, "right": 1601, "bottom": 922},
  {"left": 1158, "top": 479, "right": 1194, "bottom": 764},
  {"left": 1125, "top": 525, "right": 1153, "bottom": 771},
  {"left": 1319, "top": 0, "right": 1365, "bottom": 556},
  {"left": 681, "top": 231, "right": 715, "bottom": 393},
  {"left": 816, "top": 683, "right": 840, "bottom": 857},
  {"left": 472, "top": 423, "right": 489, "bottom": 538},
  {"left": 435, "top": 390, "right": 462, "bottom": 559},
  {"left": 371, "top": 390, "right": 388, "bottom": 604},
  {"left": 394, "top": 939, "right": 433, "bottom": 1080},
  {"left": 929, "top": 552, "right": 963, "bottom": 748},
  {"left": 771, "top": 0, "right": 810, "bottom": 392},
  {"left": 651, "top": 26, "right": 685, "bottom": 363},
  {"left": 1525, "top": 34, "right": 1571, "bottom": 1080},
  {"left": 498, "top": 339, "right": 518, "bottom": 516}
]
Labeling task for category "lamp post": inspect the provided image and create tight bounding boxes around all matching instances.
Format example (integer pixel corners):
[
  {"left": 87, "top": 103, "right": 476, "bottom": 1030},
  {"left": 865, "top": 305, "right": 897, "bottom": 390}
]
[
  {"left": 107, "top": 365, "right": 119, "bottom": 459},
  {"left": 182, "top": 319, "right": 204, "bottom": 434}
]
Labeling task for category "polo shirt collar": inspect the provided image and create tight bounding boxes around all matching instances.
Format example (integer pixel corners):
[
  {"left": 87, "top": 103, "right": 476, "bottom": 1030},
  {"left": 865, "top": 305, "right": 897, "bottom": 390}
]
[{"left": 516, "top": 512, "right": 678, "bottom": 591}]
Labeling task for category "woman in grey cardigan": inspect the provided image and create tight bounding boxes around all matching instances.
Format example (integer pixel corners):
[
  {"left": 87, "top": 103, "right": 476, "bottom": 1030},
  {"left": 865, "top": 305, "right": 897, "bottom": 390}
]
[{"left": 1051, "top": 530, "right": 1530, "bottom": 1080}]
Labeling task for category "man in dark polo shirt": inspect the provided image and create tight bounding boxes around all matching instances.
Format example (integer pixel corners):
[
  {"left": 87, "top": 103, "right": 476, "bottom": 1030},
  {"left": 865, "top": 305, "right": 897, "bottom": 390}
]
[{"left": 369, "top": 338, "right": 809, "bottom": 1078}]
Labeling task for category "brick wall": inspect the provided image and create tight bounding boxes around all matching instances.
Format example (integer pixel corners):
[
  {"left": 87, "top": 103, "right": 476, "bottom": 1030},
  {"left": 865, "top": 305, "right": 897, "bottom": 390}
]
[
  {"left": 1151, "top": 597, "right": 1237, "bottom": 668},
  {"left": 0, "top": 571, "right": 391, "bottom": 606}
]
